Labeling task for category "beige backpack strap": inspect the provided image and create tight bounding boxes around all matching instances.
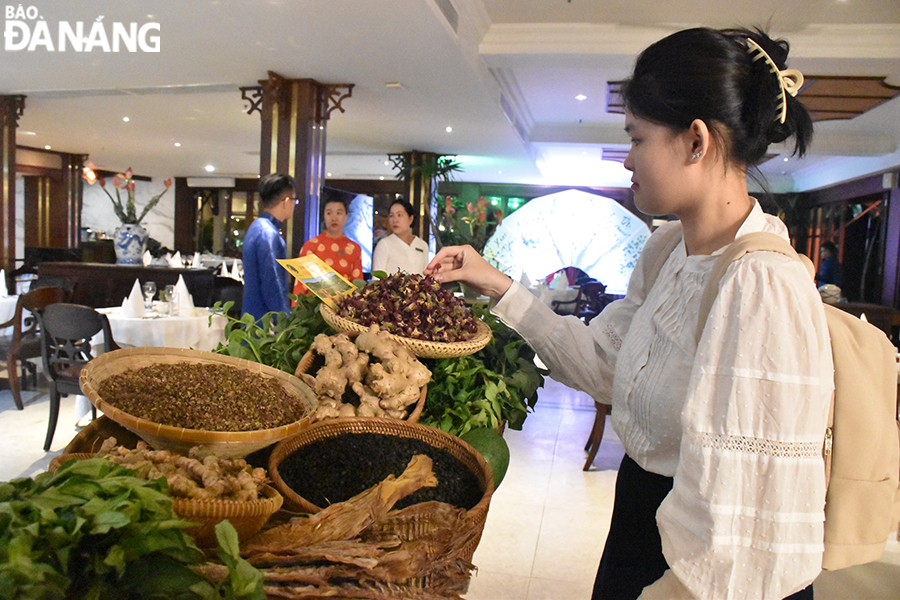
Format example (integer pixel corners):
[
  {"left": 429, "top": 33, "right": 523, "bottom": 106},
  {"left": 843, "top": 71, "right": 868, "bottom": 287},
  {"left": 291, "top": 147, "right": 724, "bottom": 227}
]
[
  {"left": 642, "top": 221, "right": 684, "bottom": 289},
  {"left": 695, "top": 231, "right": 800, "bottom": 343}
]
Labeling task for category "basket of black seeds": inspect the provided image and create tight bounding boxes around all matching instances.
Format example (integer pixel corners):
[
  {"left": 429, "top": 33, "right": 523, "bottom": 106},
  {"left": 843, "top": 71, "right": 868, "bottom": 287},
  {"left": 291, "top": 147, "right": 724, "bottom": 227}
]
[
  {"left": 80, "top": 347, "right": 319, "bottom": 458},
  {"left": 268, "top": 417, "right": 494, "bottom": 561}
]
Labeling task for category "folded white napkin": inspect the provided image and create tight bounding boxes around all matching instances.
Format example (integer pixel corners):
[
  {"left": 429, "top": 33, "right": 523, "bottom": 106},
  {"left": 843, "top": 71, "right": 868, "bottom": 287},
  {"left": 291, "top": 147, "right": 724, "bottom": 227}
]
[
  {"left": 173, "top": 274, "right": 194, "bottom": 314},
  {"left": 121, "top": 279, "right": 146, "bottom": 318},
  {"left": 0, "top": 269, "right": 7, "bottom": 296},
  {"left": 230, "top": 260, "right": 243, "bottom": 282},
  {"left": 220, "top": 262, "right": 229, "bottom": 277},
  {"left": 550, "top": 272, "right": 566, "bottom": 290},
  {"left": 191, "top": 252, "right": 201, "bottom": 269},
  {"left": 168, "top": 251, "right": 182, "bottom": 268},
  {"left": 142, "top": 250, "right": 152, "bottom": 266}
]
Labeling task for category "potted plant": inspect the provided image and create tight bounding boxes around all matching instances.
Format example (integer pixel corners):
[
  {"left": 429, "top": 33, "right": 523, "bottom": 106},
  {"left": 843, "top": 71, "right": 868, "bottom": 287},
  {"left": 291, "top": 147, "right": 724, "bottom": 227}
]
[{"left": 91, "top": 168, "right": 172, "bottom": 264}]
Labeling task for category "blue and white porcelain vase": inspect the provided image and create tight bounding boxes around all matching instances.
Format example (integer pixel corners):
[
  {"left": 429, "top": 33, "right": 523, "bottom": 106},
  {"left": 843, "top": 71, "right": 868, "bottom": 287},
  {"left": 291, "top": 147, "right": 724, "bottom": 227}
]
[{"left": 113, "top": 223, "right": 149, "bottom": 265}]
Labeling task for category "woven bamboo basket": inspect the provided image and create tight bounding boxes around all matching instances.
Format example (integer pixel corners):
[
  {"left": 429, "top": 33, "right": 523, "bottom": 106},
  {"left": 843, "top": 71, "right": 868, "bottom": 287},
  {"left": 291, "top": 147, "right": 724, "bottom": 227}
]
[
  {"left": 63, "top": 415, "right": 143, "bottom": 455},
  {"left": 293, "top": 333, "right": 427, "bottom": 423},
  {"left": 268, "top": 418, "right": 494, "bottom": 562},
  {"left": 80, "top": 347, "right": 318, "bottom": 458},
  {"left": 319, "top": 303, "right": 492, "bottom": 359},
  {"left": 48, "top": 453, "right": 282, "bottom": 548}
]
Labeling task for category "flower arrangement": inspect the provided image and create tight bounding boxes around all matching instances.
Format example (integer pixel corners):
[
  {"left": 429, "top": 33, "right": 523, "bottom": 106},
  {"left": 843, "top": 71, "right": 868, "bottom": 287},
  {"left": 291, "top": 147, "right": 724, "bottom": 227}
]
[
  {"left": 434, "top": 196, "right": 502, "bottom": 254},
  {"left": 94, "top": 167, "right": 172, "bottom": 224}
]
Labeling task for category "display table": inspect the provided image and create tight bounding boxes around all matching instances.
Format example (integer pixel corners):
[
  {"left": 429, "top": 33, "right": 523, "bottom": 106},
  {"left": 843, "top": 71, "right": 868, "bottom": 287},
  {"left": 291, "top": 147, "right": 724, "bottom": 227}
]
[
  {"left": 94, "top": 306, "right": 227, "bottom": 352},
  {"left": 37, "top": 262, "right": 216, "bottom": 308}
]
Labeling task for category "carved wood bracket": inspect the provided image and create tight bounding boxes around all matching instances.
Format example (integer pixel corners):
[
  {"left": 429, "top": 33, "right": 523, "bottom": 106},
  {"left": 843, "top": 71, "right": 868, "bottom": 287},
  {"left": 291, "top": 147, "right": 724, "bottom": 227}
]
[
  {"left": 0, "top": 95, "right": 26, "bottom": 128},
  {"left": 321, "top": 84, "right": 354, "bottom": 121},
  {"left": 239, "top": 86, "right": 263, "bottom": 116}
]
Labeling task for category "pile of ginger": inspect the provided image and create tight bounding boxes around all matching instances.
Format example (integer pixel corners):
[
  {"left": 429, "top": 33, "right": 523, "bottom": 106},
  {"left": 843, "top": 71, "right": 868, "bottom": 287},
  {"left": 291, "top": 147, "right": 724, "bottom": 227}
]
[{"left": 299, "top": 325, "right": 431, "bottom": 421}]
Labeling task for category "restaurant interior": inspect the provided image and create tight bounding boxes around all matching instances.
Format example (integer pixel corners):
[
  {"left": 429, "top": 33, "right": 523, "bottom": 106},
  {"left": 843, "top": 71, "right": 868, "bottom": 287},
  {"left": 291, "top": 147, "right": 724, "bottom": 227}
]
[{"left": 1, "top": 1, "right": 899, "bottom": 599}]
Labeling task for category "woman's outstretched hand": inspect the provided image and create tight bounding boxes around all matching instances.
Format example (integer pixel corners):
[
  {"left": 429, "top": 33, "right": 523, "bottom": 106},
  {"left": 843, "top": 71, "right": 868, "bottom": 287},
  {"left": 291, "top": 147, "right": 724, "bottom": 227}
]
[{"left": 425, "top": 245, "right": 513, "bottom": 300}]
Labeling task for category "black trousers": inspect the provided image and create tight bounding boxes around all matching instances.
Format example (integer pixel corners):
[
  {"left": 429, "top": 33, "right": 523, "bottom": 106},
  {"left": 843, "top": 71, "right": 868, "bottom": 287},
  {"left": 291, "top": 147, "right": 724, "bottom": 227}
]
[{"left": 592, "top": 454, "right": 814, "bottom": 600}]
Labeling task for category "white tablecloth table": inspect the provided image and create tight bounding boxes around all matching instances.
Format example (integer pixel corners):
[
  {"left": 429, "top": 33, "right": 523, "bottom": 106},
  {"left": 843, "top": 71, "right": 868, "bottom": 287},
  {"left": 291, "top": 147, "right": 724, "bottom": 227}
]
[
  {"left": 0, "top": 295, "right": 18, "bottom": 336},
  {"left": 94, "top": 306, "right": 227, "bottom": 352},
  {"left": 528, "top": 285, "right": 580, "bottom": 315}
]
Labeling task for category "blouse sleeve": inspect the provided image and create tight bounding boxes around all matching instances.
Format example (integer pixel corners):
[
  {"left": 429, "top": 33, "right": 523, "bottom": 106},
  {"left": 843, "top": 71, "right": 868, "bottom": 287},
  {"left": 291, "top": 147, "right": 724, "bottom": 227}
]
[
  {"left": 491, "top": 226, "right": 669, "bottom": 404},
  {"left": 646, "top": 253, "right": 834, "bottom": 600}
]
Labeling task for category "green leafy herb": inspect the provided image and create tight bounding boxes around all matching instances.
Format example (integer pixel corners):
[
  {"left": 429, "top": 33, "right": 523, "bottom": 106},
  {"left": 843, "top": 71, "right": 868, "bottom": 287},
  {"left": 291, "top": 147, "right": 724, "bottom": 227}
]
[
  {"left": 0, "top": 458, "right": 264, "bottom": 600},
  {"left": 212, "top": 293, "right": 330, "bottom": 374},
  {"left": 419, "top": 304, "right": 546, "bottom": 436}
]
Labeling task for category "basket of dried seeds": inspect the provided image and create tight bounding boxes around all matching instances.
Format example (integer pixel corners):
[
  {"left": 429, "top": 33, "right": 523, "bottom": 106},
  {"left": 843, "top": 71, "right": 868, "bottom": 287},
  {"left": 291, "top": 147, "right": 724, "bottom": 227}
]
[{"left": 80, "top": 347, "right": 318, "bottom": 458}]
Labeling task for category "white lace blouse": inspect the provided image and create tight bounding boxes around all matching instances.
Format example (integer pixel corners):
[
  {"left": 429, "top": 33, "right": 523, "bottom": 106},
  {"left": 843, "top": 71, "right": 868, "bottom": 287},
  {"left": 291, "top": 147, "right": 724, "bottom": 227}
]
[{"left": 492, "top": 202, "right": 834, "bottom": 599}]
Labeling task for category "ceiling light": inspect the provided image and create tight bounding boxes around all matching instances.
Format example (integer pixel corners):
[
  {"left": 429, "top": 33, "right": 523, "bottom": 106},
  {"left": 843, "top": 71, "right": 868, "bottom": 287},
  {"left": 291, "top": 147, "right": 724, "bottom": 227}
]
[
  {"left": 379, "top": 176, "right": 385, "bottom": 180},
  {"left": 383, "top": 160, "right": 389, "bottom": 166},
  {"left": 783, "top": 157, "right": 789, "bottom": 162},
  {"left": 327, "top": 172, "right": 332, "bottom": 177},
  {"left": 174, "top": 142, "right": 181, "bottom": 147},
  {"left": 575, "top": 94, "right": 587, "bottom": 101},
  {"left": 385, "top": 82, "right": 403, "bottom": 89},
  {"left": 19, "top": 130, "right": 36, "bottom": 136},
  {"left": 82, "top": 167, "right": 97, "bottom": 184},
  {"left": 445, "top": 126, "right": 453, "bottom": 133},
  {"left": 44, "top": 145, "right": 51, "bottom": 150},
  {"left": 205, "top": 165, "right": 215, "bottom": 172},
  {"left": 123, "top": 117, "right": 130, "bottom": 122}
]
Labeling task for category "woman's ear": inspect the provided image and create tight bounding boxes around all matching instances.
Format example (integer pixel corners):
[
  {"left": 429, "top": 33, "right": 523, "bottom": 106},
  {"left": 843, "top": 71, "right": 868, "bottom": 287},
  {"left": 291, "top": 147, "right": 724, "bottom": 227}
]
[{"left": 687, "top": 119, "right": 711, "bottom": 163}]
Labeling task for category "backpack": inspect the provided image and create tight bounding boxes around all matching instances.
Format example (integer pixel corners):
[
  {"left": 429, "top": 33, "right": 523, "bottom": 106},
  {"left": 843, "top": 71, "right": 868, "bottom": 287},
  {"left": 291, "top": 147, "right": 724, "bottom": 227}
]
[{"left": 644, "top": 222, "right": 900, "bottom": 571}]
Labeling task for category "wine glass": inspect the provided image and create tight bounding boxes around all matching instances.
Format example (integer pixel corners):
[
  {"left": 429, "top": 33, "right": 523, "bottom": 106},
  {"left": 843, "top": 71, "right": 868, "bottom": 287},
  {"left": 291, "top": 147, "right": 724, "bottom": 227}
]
[{"left": 142, "top": 281, "right": 157, "bottom": 310}]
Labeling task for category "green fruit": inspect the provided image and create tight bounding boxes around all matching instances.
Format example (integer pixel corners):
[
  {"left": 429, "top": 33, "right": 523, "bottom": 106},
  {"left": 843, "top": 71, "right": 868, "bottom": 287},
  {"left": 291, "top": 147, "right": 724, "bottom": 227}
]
[{"left": 460, "top": 427, "right": 510, "bottom": 488}]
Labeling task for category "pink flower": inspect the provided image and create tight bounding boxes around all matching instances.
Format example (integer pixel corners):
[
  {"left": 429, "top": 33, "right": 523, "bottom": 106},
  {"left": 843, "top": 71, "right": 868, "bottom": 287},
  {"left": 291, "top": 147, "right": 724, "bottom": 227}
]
[
  {"left": 98, "top": 177, "right": 106, "bottom": 187},
  {"left": 494, "top": 209, "right": 503, "bottom": 224},
  {"left": 124, "top": 167, "right": 133, "bottom": 179},
  {"left": 125, "top": 181, "right": 135, "bottom": 192},
  {"left": 445, "top": 196, "right": 453, "bottom": 210},
  {"left": 466, "top": 202, "right": 475, "bottom": 213},
  {"left": 477, "top": 211, "right": 486, "bottom": 222},
  {"left": 164, "top": 178, "right": 173, "bottom": 188},
  {"left": 446, "top": 206, "right": 456, "bottom": 215},
  {"left": 476, "top": 196, "right": 488, "bottom": 209},
  {"left": 112, "top": 177, "right": 121, "bottom": 189}
]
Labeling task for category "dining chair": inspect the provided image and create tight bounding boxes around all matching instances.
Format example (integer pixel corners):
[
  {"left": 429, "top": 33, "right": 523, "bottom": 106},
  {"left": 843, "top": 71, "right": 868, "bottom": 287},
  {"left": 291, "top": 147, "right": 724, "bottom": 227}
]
[
  {"left": 552, "top": 281, "right": 612, "bottom": 324},
  {"left": 583, "top": 402, "right": 612, "bottom": 471},
  {"left": 30, "top": 275, "right": 76, "bottom": 302},
  {"left": 0, "top": 286, "right": 66, "bottom": 410},
  {"left": 212, "top": 276, "right": 244, "bottom": 318},
  {"left": 39, "top": 303, "right": 118, "bottom": 451}
]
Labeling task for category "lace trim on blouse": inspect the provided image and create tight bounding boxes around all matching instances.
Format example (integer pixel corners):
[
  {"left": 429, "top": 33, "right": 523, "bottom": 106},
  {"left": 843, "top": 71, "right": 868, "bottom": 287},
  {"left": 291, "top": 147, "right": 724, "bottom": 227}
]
[
  {"left": 691, "top": 430, "right": 823, "bottom": 459},
  {"left": 603, "top": 323, "right": 622, "bottom": 351}
]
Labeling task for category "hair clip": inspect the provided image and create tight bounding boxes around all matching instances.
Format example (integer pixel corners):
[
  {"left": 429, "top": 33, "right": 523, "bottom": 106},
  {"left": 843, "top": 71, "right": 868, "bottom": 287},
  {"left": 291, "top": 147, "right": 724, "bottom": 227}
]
[{"left": 746, "top": 38, "right": 804, "bottom": 124}]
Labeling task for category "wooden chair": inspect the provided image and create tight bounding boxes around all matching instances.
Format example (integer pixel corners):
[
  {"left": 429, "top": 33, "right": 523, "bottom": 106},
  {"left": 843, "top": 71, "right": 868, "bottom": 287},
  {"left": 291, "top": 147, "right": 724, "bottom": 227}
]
[
  {"left": 0, "top": 286, "right": 66, "bottom": 410},
  {"left": 212, "top": 276, "right": 244, "bottom": 318},
  {"left": 39, "top": 303, "right": 118, "bottom": 450},
  {"left": 30, "top": 276, "right": 76, "bottom": 302},
  {"left": 584, "top": 402, "right": 612, "bottom": 471},
  {"left": 552, "top": 281, "right": 612, "bottom": 324}
]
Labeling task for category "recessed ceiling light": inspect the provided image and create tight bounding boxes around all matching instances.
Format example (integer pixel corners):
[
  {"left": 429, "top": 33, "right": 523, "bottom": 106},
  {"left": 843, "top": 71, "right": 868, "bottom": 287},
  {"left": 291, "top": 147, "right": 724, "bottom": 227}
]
[
  {"left": 379, "top": 176, "right": 385, "bottom": 180},
  {"left": 575, "top": 94, "right": 587, "bottom": 101},
  {"left": 327, "top": 172, "right": 332, "bottom": 177},
  {"left": 19, "top": 130, "right": 36, "bottom": 136},
  {"left": 385, "top": 82, "right": 403, "bottom": 89},
  {"left": 445, "top": 126, "right": 453, "bottom": 133},
  {"left": 783, "top": 157, "right": 789, "bottom": 162},
  {"left": 204, "top": 165, "right": 215, "bottom": 172},
  {"left": 122, "top": 116, "right": 130, "bottom": 122},
  {"left": 44, "top": 145, "right": 51, "bottom": 150},
  {"left": 174, "top": 142, "right": 181, "bottom": 147},
  {"left": 383, "top": 160, "right": 389, "bottom": 166}
]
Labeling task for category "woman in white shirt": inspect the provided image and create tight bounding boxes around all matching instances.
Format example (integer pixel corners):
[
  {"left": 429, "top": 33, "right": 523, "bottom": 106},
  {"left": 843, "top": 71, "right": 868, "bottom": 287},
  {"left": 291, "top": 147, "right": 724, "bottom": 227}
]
[
  {"left": 372, "top": 199, "right": 429, "bottom": 274},
  {"left": 426, "top": 27, "right": 831, "bottom": 600}
]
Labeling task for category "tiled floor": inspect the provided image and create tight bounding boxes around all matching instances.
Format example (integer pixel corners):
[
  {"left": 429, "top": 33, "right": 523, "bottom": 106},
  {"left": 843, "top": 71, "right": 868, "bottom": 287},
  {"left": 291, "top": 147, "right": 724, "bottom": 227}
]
[{"left": 1, "top": 376, "right": 898, "bottom": 599}]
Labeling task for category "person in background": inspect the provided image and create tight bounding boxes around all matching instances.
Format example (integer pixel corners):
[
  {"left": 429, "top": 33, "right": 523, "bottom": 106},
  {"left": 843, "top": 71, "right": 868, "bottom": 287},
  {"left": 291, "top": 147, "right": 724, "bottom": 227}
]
[
  {"left": 426, "top": 27, "right": 831, "bottom": 600},
  {"left": 242, "top": 173, "right": 295, "bottom": 319},
  {"left": 371, "top": 198, "right": 429, "bottom": 274},
  {"left": 293, "top": 196, "right": 362, "bottom": 295},
  {"left": 815, "top": 241, "right": 842, "bottom": 287}
]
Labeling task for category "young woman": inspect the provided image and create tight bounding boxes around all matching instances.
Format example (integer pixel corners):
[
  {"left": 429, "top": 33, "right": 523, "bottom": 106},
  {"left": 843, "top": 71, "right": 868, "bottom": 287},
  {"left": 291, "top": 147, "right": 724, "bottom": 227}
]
[
  {"left": 293, "top": 197, "right": 362, "bottom": 295},
  {"left": 372, "top": 198, "right": 429, "bottom": 274},
  {"left": 426, "top": 27, "right": 833, "bottom": 600}
]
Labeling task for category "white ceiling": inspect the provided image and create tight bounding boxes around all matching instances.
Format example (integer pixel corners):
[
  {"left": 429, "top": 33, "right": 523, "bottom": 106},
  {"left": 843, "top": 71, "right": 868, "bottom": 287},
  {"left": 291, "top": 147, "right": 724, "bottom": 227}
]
[{"left": 3, "top": 0, "right": 900, "bottom": 192}]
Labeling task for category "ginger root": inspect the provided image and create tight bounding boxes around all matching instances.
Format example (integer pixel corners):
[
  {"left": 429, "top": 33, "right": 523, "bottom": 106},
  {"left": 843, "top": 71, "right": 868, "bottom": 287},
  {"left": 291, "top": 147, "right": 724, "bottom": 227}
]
[{"left": 305, "top": 326, "right": 430, "bottom": 421}]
